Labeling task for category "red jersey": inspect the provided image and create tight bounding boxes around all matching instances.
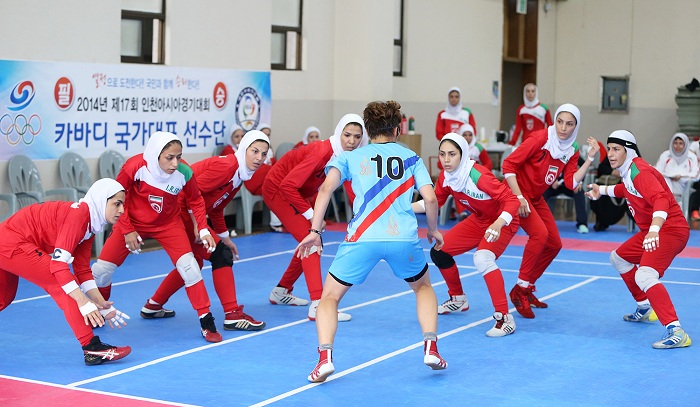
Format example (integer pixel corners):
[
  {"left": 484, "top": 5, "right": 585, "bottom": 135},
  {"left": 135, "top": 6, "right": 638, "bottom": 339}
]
[
  {"left": 509, "top": 103, "right": 553, "bottom": 146},
  {"left": 435, "top": 164, "right": 519, "bottom": 223},
  {"left": 0, "top": 201, "right": 93, "bottom": 289},
  {"left": 263, "top": 140, "right": 334, "bottom": 215},
  {"left": 502, "top": 129, "right": 580, "bottom": 199},
  {"left": 181, "top": 155, "right": 242, "bottom": 237},
  {"left": 612, "top": 158, "right": 689, "bottom": 231},
  {"left": 116, "top": 154, "right": 209, "bottom": 235},
  {"left": 435, "top": 108, "right": 477, "bottom": 141},
  {"left": 221, "top": 145, "right": 235, "bottom": 156}
]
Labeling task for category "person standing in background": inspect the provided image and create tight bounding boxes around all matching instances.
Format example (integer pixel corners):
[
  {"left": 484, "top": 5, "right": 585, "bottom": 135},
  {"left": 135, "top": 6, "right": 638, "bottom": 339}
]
[
  {"left": 435, "top": 87, "right": 477, "bottom": 141},
  {"left": 509, "top": 83, "right": 553, "bottom": 146}
]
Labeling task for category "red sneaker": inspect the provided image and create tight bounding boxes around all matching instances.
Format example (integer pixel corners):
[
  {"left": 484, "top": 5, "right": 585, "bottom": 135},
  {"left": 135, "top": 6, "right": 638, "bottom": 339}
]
[
  {"left": 82, "top": 336, "right": 131, "bottom": 366},
  {"left": 528, "top": 285, "right": 548, "bottom": 308},
  {"left": 199, "top": 313, "right": 223, "bottom": 343},
  {"left": 423, "top": 339, "right": 447, "bottom": 370},
  {"left": 509, "top": 284, "right": 535, "bottom": 318},
  {"left": 224, "top": 306, "right": 266, "bottom": 331},
  {"left": 308, "top": 348, "right": 335, "bottom": 383}
]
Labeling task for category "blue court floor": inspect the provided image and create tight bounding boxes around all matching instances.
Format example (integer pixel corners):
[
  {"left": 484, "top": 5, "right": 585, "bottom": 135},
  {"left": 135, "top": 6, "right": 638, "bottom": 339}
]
[{"left": 1, "top": 219, "right": 699, "bottom": 406}]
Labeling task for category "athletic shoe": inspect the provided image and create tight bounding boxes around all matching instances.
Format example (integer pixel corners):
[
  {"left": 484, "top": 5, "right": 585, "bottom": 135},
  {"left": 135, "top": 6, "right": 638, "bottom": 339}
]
[
  {"left": 82, "top": 335, "right": 131, "bottom": 366},
  {"left": 140, "top": 301, "right": 176, "bottom": 319},
  {"left": 692, "top": 210, "right": 700, "bottom": 220},
  {"left": 437, "top": 294, "right": 470, "bottom": 314},
  {"left": 528, "top": 285, "right": 548, "bottom": 308},
  {"left": 652, "top": 325, "right": 692, "bottom": 349},
  {"left": 224, "top": 306, "right": 266, "bottom": 331},
  {"left": 509, "top": 285, "right": 535, "bottom": 318},
  {"left": 577, "top": 224, "right": 589, "bottom": 234},
  {"left": 423, "top": 340, "right": 447, "bottom": 370},
  {"left": 308, "top": 348, "right": 334, "bottom": 383},
  {"left": 271, "top": 225, "right": 287, "bottom": 233},
  {"left": 623, "top": 306, "right": 658, "bottom": 323},
  {"left": 269, "top": 287, "right": 309, "bottom": 306},
  {"left": 486, "top": 312, "right": 516, "bottom": 337},
  {"left": 199, "top": 313, "right": 223, "bottom": 343},
  {"left": 308, "top": 299, "right": 351, "bottom": 322}
]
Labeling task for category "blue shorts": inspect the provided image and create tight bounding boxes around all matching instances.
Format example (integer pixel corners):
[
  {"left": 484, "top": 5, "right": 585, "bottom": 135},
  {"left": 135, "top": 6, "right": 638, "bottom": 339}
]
[{"left": 328, "top": 240, "right": 428, "bottom": 285}]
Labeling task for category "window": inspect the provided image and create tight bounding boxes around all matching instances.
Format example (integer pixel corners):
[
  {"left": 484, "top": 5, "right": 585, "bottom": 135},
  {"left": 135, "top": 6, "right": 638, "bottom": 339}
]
[
  {"left": 121, "top": 0, "right": 165, "bottom": 64},
  {"left": 393, "top": 0, "right": 404, "bottom": 76},
  {"left": 601, "top": 76, "right": 629, "bottom": 113},
  {"left": 271, "top": 0, "right": 303, "bottom": 70}
]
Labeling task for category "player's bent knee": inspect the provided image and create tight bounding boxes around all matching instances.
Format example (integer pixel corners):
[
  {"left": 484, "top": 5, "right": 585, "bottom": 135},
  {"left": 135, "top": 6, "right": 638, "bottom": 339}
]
[
  {"left": 430, "top": 248, "right": 455, "bottom": 269},
  {"left": 176, "top": 252, "right": 203, "bottom": 287},
  {"left": 92, "top": 260, "right": 117, "bottom": 288},
  {"left": 210, "top": 241, "right": 233, "bottom": 269},
  {"left": 610, "top": 250, "right": 634, "bottom": 274},
  {"left": 473, "top": 250, "right": 497, "bottom": 275},
  {"left": 635, "top": 266, "right": 660, "bottom": 292}
]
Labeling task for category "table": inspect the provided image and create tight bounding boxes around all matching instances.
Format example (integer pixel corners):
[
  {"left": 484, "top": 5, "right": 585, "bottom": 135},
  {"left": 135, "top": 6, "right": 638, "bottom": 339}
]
[{"left": 398, "top": 133, "right": 421, "bottom": 157}]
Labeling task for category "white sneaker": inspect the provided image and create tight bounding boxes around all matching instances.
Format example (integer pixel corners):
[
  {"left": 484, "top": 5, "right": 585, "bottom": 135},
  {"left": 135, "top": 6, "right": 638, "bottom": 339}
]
[
  {"left": 437, "top": 294, "right": 469, "bottom": 314},
  {"left": 485, "top": 312, "right": 516, "bottom": 337},
  {"left": 308, "top": 299, "right": 351, "bottom": 322},
  {"left": 269, "top": 287, "right": 309, "bottom": 306}
]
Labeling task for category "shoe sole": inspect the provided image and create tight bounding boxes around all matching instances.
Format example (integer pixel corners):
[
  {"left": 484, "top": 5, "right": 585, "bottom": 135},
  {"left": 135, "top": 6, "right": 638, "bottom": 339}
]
[
  {"left": 269, "top": 299, "right": 309, "bottom": 306},
  {"left": 308, "top": 363, "right": 335, "bottom": 383},
  {"left": 224, "top": 321, "right": 266, "bottom": 331},
  {"left": 438, "top": 306, "right": 470, "bottom": 315},
  {"left": 652, "top": 335, "right": 692, "bottom": 349},
  {"left": 424, "top": 355, "right": 447, "bottom": 370},
  {"left": 140, "top": 310, "right": 176, "bottom": 319},
  {"left": 84, "top": 347, "right": 132, "bottom": 366}
]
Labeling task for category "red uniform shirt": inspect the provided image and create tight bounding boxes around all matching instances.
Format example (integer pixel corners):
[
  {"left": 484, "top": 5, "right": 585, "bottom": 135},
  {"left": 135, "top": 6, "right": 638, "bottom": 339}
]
[
  {"left": 116, "top": 154, "right": 209, "bottom": 234},
  {"left": 435, "top": 164, "right": 519, "bottom": 223},
  {"left": 613, "top": 158, "right": 689, "bottom": 231},
  {"left": 181, "top": 154, "right": 242, "bottom": 236},
  {"left": 0, "top": 201, "right": 93, "bottom": 289},
  {"left": 435, "top": 108, "right": 477, "bottom": 141},
  {"left": 502, "top": 129, "right": 580, "bottom": 199},
  {"left": 264, "top": 140, "right": 334, "bottom": 215},
  {"left": 510, "top": 103, "right": 553, "bottom": 146}
]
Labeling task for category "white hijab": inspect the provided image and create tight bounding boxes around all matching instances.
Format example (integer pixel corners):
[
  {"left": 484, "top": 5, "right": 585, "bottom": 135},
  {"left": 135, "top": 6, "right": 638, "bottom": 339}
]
[
  {"left": 232, "top": 130, "right": 270, "bottom": 188},
  {"left": 670, "top": 132, "right": 689, "bottom": 165},
  {"left": 445, "top": 87, "right": 462, "bottom": 117},
  {"left": 303, "top": 126, "right": 321, "bottom": 145},
  {"left": 81, "top": 178, "right": 125, "bottom": 234},
  {"left": 144, "top": 131, "right": 181, "bottom": 183},
  {"left": 458, "top": 123, "right": 479, "bottom": 160},
  {"left": 441, "top": 133, "right": 475, "bottom": 192},
  {"left": 523, "top": 83, "right": 540, "bottom": 108},
  {"left": 542, "top": 103, "right": 580, "bottom": 160},
  {"left": 329, "top": 114, "right": 368, "bottom": 162},
  {"left": 227, "top": 125, "right": 244, "bottom": 150},
  {"left": 607, "top": 130, "right": 639, "bottom": 178}
]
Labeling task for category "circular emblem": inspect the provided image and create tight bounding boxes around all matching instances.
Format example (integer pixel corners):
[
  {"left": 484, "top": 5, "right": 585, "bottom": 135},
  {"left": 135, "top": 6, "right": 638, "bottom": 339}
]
[
  {"left": 235, "top": 87, "right": 261, "bottom": 131},
  {"left": 213, "top": 82, "right": 227, "bottom": 110},
  {"left": 54, "top": 77, "right": 74, "bottom": 110}
]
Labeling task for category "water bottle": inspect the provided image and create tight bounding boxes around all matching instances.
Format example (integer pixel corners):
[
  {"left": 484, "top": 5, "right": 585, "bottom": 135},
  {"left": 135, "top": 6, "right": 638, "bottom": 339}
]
[{"left": 408, "top": 116, "right": 415, "bottom": 134}]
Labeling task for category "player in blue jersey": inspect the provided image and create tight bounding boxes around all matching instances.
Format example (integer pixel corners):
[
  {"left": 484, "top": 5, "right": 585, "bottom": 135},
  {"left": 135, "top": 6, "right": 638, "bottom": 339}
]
[{"left": 296, "top": 100, "right": 447, "bottom": 383}]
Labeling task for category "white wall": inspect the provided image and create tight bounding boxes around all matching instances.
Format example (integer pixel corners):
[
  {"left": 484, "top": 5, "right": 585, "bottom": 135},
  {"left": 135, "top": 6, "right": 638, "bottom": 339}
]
[{"left": 0, "top": 0, "right": 698, "bottom": 195}]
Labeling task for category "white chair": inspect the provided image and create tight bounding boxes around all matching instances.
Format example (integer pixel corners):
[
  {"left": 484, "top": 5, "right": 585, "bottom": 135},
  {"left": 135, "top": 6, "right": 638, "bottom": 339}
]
[
  {"left": 275, "top": 142, "right": 295, "bottom": 161},
  {"left": 59, "top": 152, "right": 92, "bottom": 198}
]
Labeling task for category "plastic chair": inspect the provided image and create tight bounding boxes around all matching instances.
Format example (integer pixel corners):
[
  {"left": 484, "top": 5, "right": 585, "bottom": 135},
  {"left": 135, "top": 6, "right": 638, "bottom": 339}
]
[
  {"left": 235, "top": 184, "right": 267, "bottom": 235},
  {"left": 213, "top": 145, "right": 225, "bottom": 156},
  {"left": 59, "top": 152, "right": 92, "bottom": 198},
  {"left": 8, "top": 155, "right": 78, "bottom": 208},
  {"left": 0, "top": 193, "right": 18, "bottom": 222},
  {"left": 275, "top": 142, "right": 295, "bottom": 161},
  {"left": 98, "top": 150, "right": 126, "bottom": 179}
]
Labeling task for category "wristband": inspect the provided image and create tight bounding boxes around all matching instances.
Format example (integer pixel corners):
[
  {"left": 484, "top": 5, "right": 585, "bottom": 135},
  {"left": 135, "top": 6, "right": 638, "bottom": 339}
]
[
  {"left": 587, "top": 155, "right": 595, "bottom": 162},
  {"left": 649, "top": 225, "right": 660, "bottom": 233},
  {"left": 416, "top": 200, "right": 426, "bottom": 211},
  {"left": 309, "top": 229, "right": 323, "bottom": 235},
  {"left": 516, "top": 195, "right": 524, "bottom": 200},
  {"left": 80, "top": 280, "right": 98, "bottom": 293},
  {"left": 79, "top": 301, "right": 98, "bottom": 316},
  {"left": 62, "top": 280, "right": 80, "bottom": 295},
  {"left": 199, "top": 229, "right": 211, "bottom": 239},
  {"left": 498, "top": 211, "right": 513, "bottom": 226},
  {"left": 302, "top": 208, "right": 314, "bottom": 220}
]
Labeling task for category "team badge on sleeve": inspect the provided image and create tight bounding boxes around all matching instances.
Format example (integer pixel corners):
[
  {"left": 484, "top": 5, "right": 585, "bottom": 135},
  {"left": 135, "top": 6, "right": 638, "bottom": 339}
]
[{"left": 52, "top": 248, "right": 74, "bottom": 264}]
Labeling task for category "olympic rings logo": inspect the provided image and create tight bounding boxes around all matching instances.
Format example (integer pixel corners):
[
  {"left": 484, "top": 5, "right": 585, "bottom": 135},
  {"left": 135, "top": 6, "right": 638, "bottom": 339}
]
[{"left": 0, "top": 113, "right": 42, "bottom": 145}]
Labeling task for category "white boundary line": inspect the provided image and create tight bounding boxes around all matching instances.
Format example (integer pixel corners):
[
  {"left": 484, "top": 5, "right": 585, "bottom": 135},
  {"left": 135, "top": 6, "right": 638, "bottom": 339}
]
[
  {"left": 250, "top": 277, "right": 601, "bottom": 406},
  {"left": 0, "top": 374, "right": 200, "bottom": 407}
]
